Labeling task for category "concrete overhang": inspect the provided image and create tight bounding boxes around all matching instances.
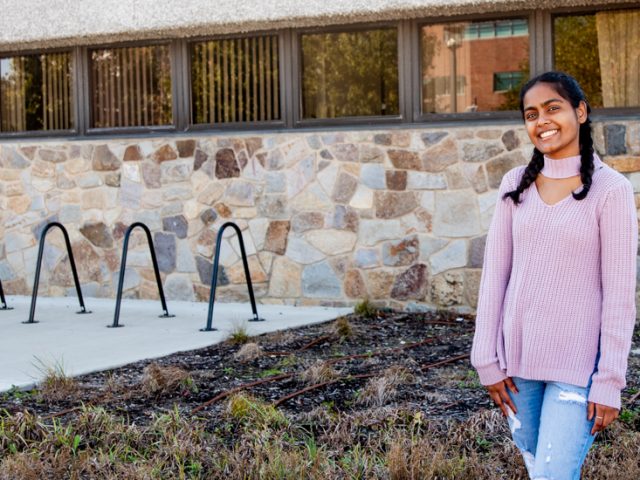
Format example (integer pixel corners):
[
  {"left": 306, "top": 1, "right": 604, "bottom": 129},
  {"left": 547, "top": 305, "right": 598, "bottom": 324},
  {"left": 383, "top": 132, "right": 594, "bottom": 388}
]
[{"left": 0, "top": 0, "right": 637, "bottom": 52}]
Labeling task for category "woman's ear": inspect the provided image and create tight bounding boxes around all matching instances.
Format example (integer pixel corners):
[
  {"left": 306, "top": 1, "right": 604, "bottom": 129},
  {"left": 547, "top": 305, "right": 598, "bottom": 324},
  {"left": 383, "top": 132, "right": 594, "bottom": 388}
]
[{"left": 576, "top": 101, "right": 588, "bottom": 124}]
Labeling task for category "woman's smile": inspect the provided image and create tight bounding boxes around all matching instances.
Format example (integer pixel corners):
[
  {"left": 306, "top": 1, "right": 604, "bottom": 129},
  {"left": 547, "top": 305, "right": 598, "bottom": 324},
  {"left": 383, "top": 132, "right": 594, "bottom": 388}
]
[{"left": 539, "top": 129, "right": 558, "bottom": 140}]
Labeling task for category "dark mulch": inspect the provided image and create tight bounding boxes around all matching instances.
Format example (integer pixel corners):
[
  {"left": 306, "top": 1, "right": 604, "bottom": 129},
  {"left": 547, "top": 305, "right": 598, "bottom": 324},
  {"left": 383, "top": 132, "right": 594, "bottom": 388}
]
[{"left": 2, "top": 309, "right": 638, "bottom": 433}]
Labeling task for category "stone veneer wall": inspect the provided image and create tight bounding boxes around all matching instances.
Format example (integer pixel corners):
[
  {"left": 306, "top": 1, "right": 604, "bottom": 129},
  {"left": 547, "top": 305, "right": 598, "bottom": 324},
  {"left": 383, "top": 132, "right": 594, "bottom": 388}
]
[{"left": 0, "top": 120, "right": 638, "bottom": 311}]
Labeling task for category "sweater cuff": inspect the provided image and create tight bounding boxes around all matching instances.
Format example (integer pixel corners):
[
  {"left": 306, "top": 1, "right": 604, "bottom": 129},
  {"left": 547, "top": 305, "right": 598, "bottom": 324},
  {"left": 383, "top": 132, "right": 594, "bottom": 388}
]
[
  {"left": 588, "top": 382, "right": 621, "bottom": 410},
  {"left": 475, "top": 362, "right": 507, "bottom": 386}
]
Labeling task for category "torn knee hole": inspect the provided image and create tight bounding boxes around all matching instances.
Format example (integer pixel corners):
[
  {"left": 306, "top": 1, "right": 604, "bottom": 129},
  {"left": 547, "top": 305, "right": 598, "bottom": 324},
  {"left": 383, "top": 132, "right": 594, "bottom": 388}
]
[
  {"left": 557, "top": 390, "right": 586, "bottom": 404},
  {"left": 506, "top": 407, "right": 522, "bottom": 433}
]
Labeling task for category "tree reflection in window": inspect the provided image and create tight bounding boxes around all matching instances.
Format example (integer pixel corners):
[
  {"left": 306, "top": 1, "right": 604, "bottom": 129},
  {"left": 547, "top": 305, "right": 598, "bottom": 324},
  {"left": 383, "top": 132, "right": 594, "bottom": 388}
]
[{"left": 301, "top": 29, "right": 399, "bottom": 119}]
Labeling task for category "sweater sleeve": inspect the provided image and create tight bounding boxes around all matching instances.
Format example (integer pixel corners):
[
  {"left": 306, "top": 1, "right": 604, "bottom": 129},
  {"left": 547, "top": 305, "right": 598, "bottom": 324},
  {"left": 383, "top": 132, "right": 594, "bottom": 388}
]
[
  {"left": 588, "top": 180, "right": 638, "bottom": 409},
  {"left": 471, "top": 170, "right": 517, "bottom": 386}
]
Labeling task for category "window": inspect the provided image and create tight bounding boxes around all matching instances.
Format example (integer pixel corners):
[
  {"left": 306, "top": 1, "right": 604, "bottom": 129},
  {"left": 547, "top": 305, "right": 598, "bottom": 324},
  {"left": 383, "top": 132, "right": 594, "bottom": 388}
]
[
  {"left": 90, "top": 45, "right": 172, "bottom": 128},
  {"left": 191, "top": 35, "right": 280, "bottom": 124},
  {"left": 554, "top": 8, "right": 640, "bottom": 108},
  {"left": 421, "top": 18, "right": 529, "bottom": 114},
  {"left": 0, "top": 52, "right": 73, "bottom": 132},
  {"left": 494, "top": 72, "right": 525, "bottom": 92},
  {"left": 300, "top": 28, "right": 399, "bottom": 119},
  {"left": 464, "top": 19, "right": 528, "bottom": 40},
  {"left": 2, "top": 8, "right": 638, "bottom": 138}
]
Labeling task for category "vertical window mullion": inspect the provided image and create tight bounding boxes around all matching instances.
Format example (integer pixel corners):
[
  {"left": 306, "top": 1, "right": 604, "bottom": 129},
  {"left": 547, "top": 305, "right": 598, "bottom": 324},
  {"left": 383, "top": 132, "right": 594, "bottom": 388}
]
[
  {"left": 76, "top": 46, "right": 88, "bottom": 134},
  {"left": 398, "top": 19, "right": 414, "bottom": 123},
  {"left": 170, "top": 40, "right": 185, "bottom": 131},
  {"left": 287, "top": 29, "right": 300, "bottom": 127}
]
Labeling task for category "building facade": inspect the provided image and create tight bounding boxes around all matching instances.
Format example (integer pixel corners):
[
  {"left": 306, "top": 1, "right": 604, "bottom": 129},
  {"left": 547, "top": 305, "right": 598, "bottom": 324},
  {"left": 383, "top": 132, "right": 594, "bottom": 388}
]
[{"left": 0, "top": 0, "right": 638, "bottom": 310}]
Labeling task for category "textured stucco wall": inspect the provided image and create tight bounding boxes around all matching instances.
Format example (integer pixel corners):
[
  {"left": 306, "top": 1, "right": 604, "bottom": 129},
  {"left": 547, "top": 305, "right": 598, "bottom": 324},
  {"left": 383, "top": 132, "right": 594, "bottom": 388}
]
[
  {"left": 0, "top": 0, "right": 638, "bottom": 51},
  {"left": 0, "top": 120, "right": 638, "bottom": 311}
]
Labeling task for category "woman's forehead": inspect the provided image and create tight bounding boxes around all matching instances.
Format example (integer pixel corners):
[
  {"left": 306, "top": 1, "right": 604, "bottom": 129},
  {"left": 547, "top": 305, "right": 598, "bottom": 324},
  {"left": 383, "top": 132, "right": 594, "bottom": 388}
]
[{"left": 523, "top": 83, "right": 565, "bottom": 107}]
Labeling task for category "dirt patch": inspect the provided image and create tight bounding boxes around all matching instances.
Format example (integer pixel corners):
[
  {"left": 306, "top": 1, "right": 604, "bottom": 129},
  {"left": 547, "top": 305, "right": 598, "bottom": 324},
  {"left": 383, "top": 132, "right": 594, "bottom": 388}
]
[{"left": 1, "top": 310, "right": 639, "bottom": 479}]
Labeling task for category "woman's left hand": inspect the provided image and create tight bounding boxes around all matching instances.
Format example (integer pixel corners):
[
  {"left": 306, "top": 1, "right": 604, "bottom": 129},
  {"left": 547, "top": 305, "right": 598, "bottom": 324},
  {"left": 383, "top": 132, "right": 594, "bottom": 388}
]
[{"left": 587, "top": 402, "right": 619, "bottom": 435}]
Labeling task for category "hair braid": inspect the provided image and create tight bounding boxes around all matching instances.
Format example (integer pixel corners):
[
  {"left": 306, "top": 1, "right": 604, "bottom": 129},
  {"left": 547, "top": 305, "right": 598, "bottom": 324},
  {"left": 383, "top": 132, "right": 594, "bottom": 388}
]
[
  {"left": 573, "top": 119, "right": 594, "bottom": 200},
  {"left": 503, "top": 149, "right": 544, "bottom": 204}
]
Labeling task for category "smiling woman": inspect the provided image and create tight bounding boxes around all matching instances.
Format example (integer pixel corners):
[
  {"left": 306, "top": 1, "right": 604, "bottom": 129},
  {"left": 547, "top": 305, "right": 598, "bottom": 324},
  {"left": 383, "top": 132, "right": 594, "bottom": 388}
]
[
  {"left": 522, "top": 82, "right": 586, "bottom": 160},
  {"left": 471, "top": 72, "right": 638, "bottom": 479}
]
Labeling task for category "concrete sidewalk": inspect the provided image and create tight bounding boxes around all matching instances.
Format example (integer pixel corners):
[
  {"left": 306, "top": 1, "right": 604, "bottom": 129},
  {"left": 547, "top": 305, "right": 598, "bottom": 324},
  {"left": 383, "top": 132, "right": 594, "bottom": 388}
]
[{"left": 0, "top": 296, "right": 351, "bottom": 392}]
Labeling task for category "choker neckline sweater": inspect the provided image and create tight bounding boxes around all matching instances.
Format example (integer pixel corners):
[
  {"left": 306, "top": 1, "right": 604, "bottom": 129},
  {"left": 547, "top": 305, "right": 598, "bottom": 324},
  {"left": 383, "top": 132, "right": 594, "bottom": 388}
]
[{"left": 471, "top": 155, "right": 637, "bottom": 409}]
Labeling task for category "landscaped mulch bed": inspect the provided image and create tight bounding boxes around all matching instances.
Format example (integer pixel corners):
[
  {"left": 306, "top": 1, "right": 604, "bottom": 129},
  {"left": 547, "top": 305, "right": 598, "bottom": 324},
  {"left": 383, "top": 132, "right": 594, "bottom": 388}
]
[{"left": 1, "top": 309, "right": 639, "bottom": 479}]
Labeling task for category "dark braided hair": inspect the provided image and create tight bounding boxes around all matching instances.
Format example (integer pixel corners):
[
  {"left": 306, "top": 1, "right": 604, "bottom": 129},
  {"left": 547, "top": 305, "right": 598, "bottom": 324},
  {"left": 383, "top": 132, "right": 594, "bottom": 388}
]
[{"left": 504, "top": 71, "right": 595, "bottom": 204}]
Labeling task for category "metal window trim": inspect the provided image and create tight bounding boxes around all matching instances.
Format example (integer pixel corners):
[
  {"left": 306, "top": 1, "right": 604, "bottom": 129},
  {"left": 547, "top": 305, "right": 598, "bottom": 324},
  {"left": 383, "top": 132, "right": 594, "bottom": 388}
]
[
  {"left": 413, "top": 10, "right": 536, "bottom": 121},
  {"left": 185, "top": 120, "right": 287, "bottom": 133},
  {"left": 172, "top": 39, "right": 188, "bottom": 132},
  {"left": 85, "top": 125, "right": 177, "bottom": 136},
  {"left": 184, "top": 28, "right": 286, "bottom": 45},
  {"left": 185, "top": 31, "right": 287, "bottom": 127},
  {"left": 85, "top": 40, "right": 176, "bottom": 130},
  {"left": 0, "top": 45, "right": 74, "bottom": 59},
  {"left": 2, "top": 5, "right": 640, "bottom": 140},
  {"left": 549, "top": 2, "right": 640, "bottom": 16},
  {"left": 294, "top": 21, "right": 402, "bottom": 125},
  {"left": 0, "top": 47, "right": 78, "bottom": 135}
]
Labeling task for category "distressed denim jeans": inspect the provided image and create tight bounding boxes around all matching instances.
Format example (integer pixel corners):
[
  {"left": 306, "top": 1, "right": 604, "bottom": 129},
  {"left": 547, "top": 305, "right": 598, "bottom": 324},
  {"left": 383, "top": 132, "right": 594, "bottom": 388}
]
[{"left": 506, "top": 377, "right": 597, "bottom": 480}]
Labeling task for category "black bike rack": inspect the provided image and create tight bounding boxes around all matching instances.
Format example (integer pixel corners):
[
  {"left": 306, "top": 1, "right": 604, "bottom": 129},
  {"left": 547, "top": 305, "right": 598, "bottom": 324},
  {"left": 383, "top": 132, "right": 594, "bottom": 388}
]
[
  {"left": 0, "top": 279, "right": 13, "bottom": 310},
  {"left": 109, "top": 222, "right": 174, "bottom": 328},
  {"left": 201, "top": 221, "right": 264, "bottom": 332},
  {"left": 26, "top": 222, "right": 91, "bottom": 324}
]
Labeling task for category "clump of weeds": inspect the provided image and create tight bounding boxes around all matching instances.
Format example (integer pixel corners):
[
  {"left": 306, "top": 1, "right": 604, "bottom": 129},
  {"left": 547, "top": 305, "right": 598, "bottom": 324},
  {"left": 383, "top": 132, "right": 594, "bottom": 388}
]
[
  {"left": 140, "top": 363, "right": 195, "bottom": 396},
  {"left": 227, "top": 393, "right": 289, "bottom": 430},
  {"left": 353, "top": 299, "right": 377, "bottom": 319},
  {"left": 234, "top": 342, "right": 263, "bottom": 363},
  {"left": 32, "top": 357, "right": 78, "bottom": 402},
  {"left": 357, "top": 366, "right": 414, "bottom": 407},
  {"left": 228, "top": 323, "right": 251, "bottom": 345},
  {"left": 300, "top": 360, "right": 340, "bottom": 385},
  {"left": 333, "top": 316, "right": 353, "bottom": 339},
  {"left": 276, "top": 355, "right": 298, "bottom": 369}
]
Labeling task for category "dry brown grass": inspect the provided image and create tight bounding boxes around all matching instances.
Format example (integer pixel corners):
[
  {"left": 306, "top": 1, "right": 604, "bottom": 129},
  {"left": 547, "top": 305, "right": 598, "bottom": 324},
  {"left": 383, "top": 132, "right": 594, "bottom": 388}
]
[
  {"left": 33, "top": 358, "right": 79, "bottom": 402},
  {"left": 234, "top": 342, "right": 263, "bottom": 363},
  {"left": 357, "top": 366, "right": 414, "bottom": 407},
  {"left": 299, "top": 360, "right": 339, "bottom": 385},
  {"left": 1, "top": 403, "right": 638, "bottom": 479},
  {"left": 333, "top": 316, "right": 353, "bottom": 339},
  {"left": 140, "top": 363, "right": 193, "bottom": 396}
]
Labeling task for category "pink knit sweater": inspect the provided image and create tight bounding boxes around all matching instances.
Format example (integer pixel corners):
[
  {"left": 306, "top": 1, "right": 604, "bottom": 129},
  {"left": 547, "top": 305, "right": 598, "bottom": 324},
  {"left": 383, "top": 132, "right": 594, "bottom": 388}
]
[{"left": 471, "top": 155, "right": 637, "bottom": 409}]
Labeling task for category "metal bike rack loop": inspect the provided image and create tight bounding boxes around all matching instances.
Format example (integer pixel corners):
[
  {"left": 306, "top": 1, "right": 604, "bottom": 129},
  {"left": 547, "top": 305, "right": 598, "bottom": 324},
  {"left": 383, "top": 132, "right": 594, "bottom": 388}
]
[
  {"left": 109, "top": 222, "right": 174, "bottom": 328},
  {"left": 201, "top": 221, "right": 264, "bottom": 332},
  {"left": 0, "top": 279, "right": 13, "bottom": 310},
  {"left": 26, "top": 222, "right": 91, "bottom": 324}
]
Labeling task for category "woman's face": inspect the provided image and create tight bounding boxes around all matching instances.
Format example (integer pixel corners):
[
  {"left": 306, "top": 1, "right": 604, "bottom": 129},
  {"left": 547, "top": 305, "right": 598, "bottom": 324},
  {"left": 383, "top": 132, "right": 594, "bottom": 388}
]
[{"left": 522, "top": 82, "right": 587, "bottom": 159}]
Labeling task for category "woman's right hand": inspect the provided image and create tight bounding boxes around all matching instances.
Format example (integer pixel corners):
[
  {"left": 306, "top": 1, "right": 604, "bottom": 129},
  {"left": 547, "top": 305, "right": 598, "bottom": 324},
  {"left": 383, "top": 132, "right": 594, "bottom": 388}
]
[{"left": 486, "top": 377, "right": 519, "bottom": 417}]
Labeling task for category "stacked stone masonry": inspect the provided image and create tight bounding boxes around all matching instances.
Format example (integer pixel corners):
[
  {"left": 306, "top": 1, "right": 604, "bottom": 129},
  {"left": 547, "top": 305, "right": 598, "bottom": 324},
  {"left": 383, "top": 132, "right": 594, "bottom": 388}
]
[{"left": 1, "top": 121, "right": 638, "bottom": 311}]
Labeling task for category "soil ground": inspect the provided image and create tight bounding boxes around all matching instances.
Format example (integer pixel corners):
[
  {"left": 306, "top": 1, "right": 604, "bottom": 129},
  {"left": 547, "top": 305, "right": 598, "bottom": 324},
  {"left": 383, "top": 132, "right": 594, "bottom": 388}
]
[{"left": 1, "top": 309, "right": 639, "bottom": 479}]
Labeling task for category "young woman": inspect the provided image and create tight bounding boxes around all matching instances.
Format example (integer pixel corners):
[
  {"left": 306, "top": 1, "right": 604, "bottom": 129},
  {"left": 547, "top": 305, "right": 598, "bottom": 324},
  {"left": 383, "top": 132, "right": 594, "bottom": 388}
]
[{"left": 471, "top": 71, "right": 637, "bottom": 479}]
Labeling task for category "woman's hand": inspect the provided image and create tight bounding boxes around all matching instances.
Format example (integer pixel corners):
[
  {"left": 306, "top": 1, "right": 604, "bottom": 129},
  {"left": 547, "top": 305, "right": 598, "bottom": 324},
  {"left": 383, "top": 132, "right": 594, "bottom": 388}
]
[
  {"left": 587, "top": 402, "right": 618, "bottom": 435},
  {"left": 486, "top": 377, "right": 519, "bottom": 417}
]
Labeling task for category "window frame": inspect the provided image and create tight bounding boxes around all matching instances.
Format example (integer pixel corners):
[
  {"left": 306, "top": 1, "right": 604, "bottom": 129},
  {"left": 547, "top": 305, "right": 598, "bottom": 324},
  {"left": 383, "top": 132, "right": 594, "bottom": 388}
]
[
  {"left": 0, "top": 46, "right": 78, "bottom": 138},
  {"left": 184, "top": 29, "right": 288, "bottom": 132},
  {"left": 412, "top": 10, "right": 537, "bottom": 122},
  {"left": 292, "top": 20, "right": 406, "bottom": 128},
  {"left": 0, "top": 3, "right": 639, "bottom": 140},
  {"left": 84, "top": 39, "right": 178, "bottom": 135},
  {"left": 549, "top": 3, "right": 640, "bottom": 118}
]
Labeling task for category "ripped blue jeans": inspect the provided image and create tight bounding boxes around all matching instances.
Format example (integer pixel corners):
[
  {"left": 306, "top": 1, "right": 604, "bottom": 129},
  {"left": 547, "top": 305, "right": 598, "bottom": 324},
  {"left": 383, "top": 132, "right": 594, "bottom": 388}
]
[{"left": 506, "top": 377, "right": 597, "bottom": 480}]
